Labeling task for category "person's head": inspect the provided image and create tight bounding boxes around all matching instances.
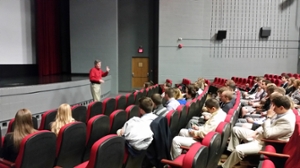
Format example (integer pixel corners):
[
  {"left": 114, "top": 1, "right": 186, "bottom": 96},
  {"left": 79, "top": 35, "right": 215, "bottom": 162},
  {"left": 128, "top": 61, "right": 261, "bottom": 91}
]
[
  {"left": 185, "top": 85, "right": 197, "bottom": 99},
  {"left": 270, "top": 92, "right": 284, "bottom": 101},
  {"left": 220, "top": 90, "right": 233, "bottom": 103},
  {"left": 256, "top": 77, "right": 263, "bottom": 85},
  {"left": 13, "top": 109, "right": 35, "bottom": 149},
  {"left": 271, "top": 95, "right": 291, "bottom": 114},
  {"left": 293, "top": 79, "right": 300, "bottom": 89},
  {"left": 205, "top": 98, "right": 220, "bottom": 113},
  {"left": 192, "top": 83, "right": 200, "bottom": 92},
  {"left": 144, "top": 82, "right": 153, "bottom": 89},
  {"left": 165, "top": 88, "right": 175, "bottom": 99},
  {"left": 261, "top": 80, "right": 271, "bottom": 90},
  {"left": 274, "top": 87, "right": 286, "bottom": 95},
  {"left": 151, "top": 93, "right": 163, "bottom": 107},
  {"left": 196, "top": 78, "right": 205, "bottom": 90},
  {"left": 288, "top": 77, "right": 295, "bottom": 86},
  {"left": 174, "top": 88, "right": 183, "bottom": 100},
  {"left": 227, "top": 83, "right": 236, "bottom": 92},
  {"left": 266, "top": 85, "right": 277, "bottom": 96},
  {"left": 139, "top": 97, "right": 154, "bottom": 114},
  {"left": 281, "top": 74, "right": 289, "bottom": 83},
  {"left": 94, "top": 60, "right": 101, "bottom": 69},
  {"left": 51, "top": 103, "right": 74, "bottom": 135},
  {"left": 164, "top": 82, "right": 172, "bottom": 90},
  {"left": 225, "top": 80, "right": 235, "bottom": 87},
  {"left": 217, "top": 87, "right": 230, "bottom": 98}
]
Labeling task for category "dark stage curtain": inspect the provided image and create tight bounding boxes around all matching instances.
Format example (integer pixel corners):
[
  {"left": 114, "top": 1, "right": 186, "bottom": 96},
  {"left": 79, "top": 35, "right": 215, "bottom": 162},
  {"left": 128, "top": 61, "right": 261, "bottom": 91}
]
[{"left": 36, "top": 0, "right": 61, "bottom": 76}]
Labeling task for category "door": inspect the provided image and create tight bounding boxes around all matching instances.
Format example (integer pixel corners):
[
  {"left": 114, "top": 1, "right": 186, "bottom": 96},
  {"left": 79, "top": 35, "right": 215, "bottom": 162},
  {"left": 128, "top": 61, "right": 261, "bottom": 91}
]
[{"left": 132, "top": 57, "right": 149, "bottom": 89}]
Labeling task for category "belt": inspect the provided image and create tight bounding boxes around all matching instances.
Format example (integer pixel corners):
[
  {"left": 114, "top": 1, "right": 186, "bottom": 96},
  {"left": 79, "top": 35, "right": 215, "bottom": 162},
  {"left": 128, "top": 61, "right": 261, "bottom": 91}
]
[{"left": 91, "top": 82, "right": 100, "bottom": 84}]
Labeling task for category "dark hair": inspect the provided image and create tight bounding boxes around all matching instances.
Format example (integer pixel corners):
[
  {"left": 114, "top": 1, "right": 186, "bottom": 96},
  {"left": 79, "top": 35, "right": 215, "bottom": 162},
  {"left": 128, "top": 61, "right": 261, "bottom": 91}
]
[
  {"left": 139, "top": 97, "right": 154, "bottom": 113},
  {"left": 217, "top": 87, "right": 229, "bottom": 94},
  {"left": 262, "top": 80, "right": 271, "bottom": 85},
  {"left": 186, "top": 85, "right": 197, "bottom": 98},
  {"left": 281, "top": 74, "right": 289, "bottom": 79},
  {"left": 151, "top": 93, "right": 162, "bottom": 105},
  {"left": 94, "top": 60, "right": 101, "bottom": 65},
  {"left": 165, "top": 82, "right": 172, "bottom": 88},
  {"left": 205, "top": 98, "right": 220, "bottom": 109},
  {"left": 266, "top": 85, "right": 276, "bottom": 95},
  {"left": 227, "top": 83, "right": 236, "bottom": 91},
  {"left": 144, "top": 82, "right": 153, "bottom": 89},
  {"left": 165, "top": 88, "right": 175, "bottom": 98},
  {"left": 271, "top": 95, "right": 291, "bottom": 109}
]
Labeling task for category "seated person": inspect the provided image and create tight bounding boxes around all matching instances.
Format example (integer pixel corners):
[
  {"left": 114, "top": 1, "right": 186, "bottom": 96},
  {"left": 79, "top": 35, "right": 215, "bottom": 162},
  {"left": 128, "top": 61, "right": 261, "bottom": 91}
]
[
  {"left": 51, "top": 103, "right": 75, "bottom": 136},
  {"left": 281, "top": 74, "right": 289, "bottom": 89},
  {"left": 219, "top": 95, "right": 296, "bottom": 168},
  {"left": 196, "top": 78, "right": 206, "bottom": 94},
  {"left": 171, "top": 98, "right": 226, "bottom": 159},
  {"left": 174, "top": 88, "right": 186, "bottom": 105},
  {"left": 241, "top": 86, "right": 264, "bottom": 106},
  {"left": 151, "top": 93, "right": 168, "bottom": 117},
  {"left": 244, "top": 77, "right": 263, "bottom": 96},
  {"left": 2, "top": 109, "right": 37, "bottom": 162},
  {"left": 219, "top": 90, "right": 234, "bottom": 113},
  {"left": 185, "top": 84, "right": 197, "bottom": 102},
  {"left": 164, "top": 88, "right": 180, "bottom": 111},
  {"left": 117, "top": 97, "right": 157, "bottom": 150},
  {"left": 143, "top": 81, "right": 154, "bottom": 89},
  {"left": 161, "top": 81, "right": 172, "bottom": 98},
  {"left": 286, "top": 77, "right": 296, "bottom": 95}
]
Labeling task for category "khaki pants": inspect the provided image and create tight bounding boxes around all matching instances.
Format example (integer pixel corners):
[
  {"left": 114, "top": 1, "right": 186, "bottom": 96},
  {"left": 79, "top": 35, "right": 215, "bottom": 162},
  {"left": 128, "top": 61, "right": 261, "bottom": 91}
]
[
  {"left": 90, "top": 83, "right": 101, "bottom": 101},
  {"left": 223, "top": 127, "right": 264, "bottom": 168},
  {"left": 170, "top": 129, "right": 197, "bottom": 159}
]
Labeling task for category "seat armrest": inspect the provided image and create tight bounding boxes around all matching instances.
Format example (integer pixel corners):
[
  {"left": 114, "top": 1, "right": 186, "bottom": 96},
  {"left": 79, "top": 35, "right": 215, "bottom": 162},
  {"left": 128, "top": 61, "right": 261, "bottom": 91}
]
[
  {"left": 161, "top": 159, "right": 182, "bottom": 167},
  {"left": 0, "top": 158, "right": 15, "bottom": 167},
  {"left": 180, "top": 146, "right": 190, "bottom": 150},
  {"left": 259, "top": 151, "right": 290, "bottom": 158},
  {"left": 261, "top": 139, "right": 288, "bottom": 144}
]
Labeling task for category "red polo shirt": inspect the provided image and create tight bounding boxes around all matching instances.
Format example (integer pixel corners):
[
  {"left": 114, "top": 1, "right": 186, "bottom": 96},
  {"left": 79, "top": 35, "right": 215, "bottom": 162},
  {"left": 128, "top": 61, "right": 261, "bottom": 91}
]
[{"left": 89, "top": 67, "right": 108, "bottom": 83}]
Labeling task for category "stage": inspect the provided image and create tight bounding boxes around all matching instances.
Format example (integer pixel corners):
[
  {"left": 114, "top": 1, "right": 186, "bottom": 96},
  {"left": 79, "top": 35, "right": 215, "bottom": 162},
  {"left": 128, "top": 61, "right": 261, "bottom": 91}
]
[{"left": 0, "top": 74, "right": 112, "bottom": 123}]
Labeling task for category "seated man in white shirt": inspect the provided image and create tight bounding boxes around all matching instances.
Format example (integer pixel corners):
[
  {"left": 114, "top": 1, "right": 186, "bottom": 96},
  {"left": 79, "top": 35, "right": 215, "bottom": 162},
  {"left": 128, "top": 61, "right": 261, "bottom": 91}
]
[
  {"left": 164, "top": 88, "right": 180, "bottom": 111},
  {"left": 170, "top": 98, "right": 227, "bottom": 159}
]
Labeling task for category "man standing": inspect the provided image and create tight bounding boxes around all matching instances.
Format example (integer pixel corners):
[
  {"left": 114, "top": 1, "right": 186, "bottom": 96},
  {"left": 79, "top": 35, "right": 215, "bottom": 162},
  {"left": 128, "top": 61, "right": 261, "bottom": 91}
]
[{"left": 89, "top": 60, "right": 110, "bottom": 101}]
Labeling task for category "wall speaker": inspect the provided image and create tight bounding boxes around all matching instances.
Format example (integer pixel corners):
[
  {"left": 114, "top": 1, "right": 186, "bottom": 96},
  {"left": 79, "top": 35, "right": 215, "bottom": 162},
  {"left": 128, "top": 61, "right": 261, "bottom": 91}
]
[
  {"left": 260, "top": 27, "right": 271, "bottom": 38},
  {"left": 216, "top": 30, "right": 227, "bottom": 40}
]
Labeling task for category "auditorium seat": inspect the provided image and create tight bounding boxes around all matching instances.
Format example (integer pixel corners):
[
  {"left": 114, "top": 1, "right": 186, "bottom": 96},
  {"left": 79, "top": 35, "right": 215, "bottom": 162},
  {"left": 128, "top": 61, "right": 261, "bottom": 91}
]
[
  {"left": 141, "top": 89, "right": 147, "bottom": 97},
  {"left": 115, "top": 95, "right": 127, "bottom": 110},
  {"left": 82, "top": 115, "right": 110, "bottom": 161},
  {"left": 0, "top": 131, "right": 56, "bottom": 168},
  {"left": 54, "top": 122, "right": 86, "bottom": 168},
  {"left": 39, "top": 109, "right": 57, "bottom": 130},
  {"left": 74, "top": 135, "right": 125, "bottom": 168},
  {"left": 258, "top": 117, "right": 300, "bottom": 168},
  {"left": 215, "top": 122, "right": 231, "bottom": 159},
  {"left": 123, "top": 146, "right": 146, "bottom": 168},
  {"left": 109, "top": 110, "right": 127, "bottom": 134},
  {"left": 153, "top": 84, "right": 159, "bottom": 94},
  {"left": 126, "top": 93, "right": 135, "bottom": 107},
  {"left": 102, "top": 97, "right": 116, "bottom": 116},
  {"left": 125, "top": 105, "right": 140, "bottom": 119},
  {"left": 161, "top": 143, "right": 208, "bottom": 168},
  {"left": 134, "top": 91, "right": 142, "bottom": 105},
  {"left": 7, "top": 117, "right": 38, "bottom": 133},
  {"left": 86, "top": 101, "right": 103, "bottom": 123},
  {"left": 71, "top": 105, "right": 87, "bottom": 123},
  {"left": 176, "top": 105, "right": 188, "bottom": 130},
  {"left": 185, "top": 101, "right": 196, "bottom": 121},
  {"left": 165, "top": 110, "right": 179, "bottom": 138}
]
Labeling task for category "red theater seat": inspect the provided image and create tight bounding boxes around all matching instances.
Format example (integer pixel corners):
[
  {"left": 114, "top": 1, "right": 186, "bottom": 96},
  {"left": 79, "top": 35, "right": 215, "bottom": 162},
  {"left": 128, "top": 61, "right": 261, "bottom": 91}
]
[
  {"left": 71, "top": 105, "right": 87, "bottom": 123},
  {"left": 86, "top": 101, "right": 103, "bottom": 123},
  {"left": 125, "top": 105, "right": 140, "bottom": 119},
  {"left": 102, "top": 97, "right": 116, "bottom": 116},
  {"left": 109, "top": 110, "right": 127, "bottom": 134},
  {"left": 165, "top": 110, "right": 179, "bottom": 138},
  {"left": 39, "top": 109, "right": 57, "bottom": 130},
  {"left": 115, "top": 95, "right": 127, "bottom": 110}
]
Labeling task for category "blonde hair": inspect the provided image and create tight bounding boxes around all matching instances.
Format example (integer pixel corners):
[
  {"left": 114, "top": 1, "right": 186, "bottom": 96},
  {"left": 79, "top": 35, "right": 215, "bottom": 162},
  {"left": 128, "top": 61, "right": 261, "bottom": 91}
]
[
  {"left": 13, "top": 109, "right": 36, "bottom": 149},
  {"left": 196, "top": 78, "right": 205, "bottom": 90},
  {"left": 174, "top": 88, "right": 183, "bottom": 100},
  {"left": 51, "top": 103, "right": 75, "bottom": 135}
]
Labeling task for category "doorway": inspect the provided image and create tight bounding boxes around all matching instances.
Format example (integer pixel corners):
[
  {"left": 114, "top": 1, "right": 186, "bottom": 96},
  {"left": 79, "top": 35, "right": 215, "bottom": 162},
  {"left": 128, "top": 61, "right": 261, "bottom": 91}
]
[{"left": 132, "top": 57, "right": 149, "bottom": 89}]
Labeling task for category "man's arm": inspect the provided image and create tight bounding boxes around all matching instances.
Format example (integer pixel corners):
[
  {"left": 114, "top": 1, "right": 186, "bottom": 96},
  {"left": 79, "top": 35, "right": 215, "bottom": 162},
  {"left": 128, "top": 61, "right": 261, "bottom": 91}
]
[{"left": 262, "top": 118, "right": 293, "bottom": 140}]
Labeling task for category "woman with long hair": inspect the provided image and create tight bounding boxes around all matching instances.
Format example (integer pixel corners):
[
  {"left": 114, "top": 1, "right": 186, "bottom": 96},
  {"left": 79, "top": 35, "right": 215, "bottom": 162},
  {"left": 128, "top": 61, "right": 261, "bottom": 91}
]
[
  {"left": 2, "top": 109, "right": 36, "bottom": 162},
  {"left": 51, "top": 103, "right": 75, "bottom": 136}
]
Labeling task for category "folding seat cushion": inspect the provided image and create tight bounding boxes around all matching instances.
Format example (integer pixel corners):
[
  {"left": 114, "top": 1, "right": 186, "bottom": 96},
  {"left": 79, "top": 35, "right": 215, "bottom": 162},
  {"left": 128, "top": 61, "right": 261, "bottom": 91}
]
[
  {"left": 215, "top": 122, "right": 231, "bottom": 157},
  {"left": 109, "top": 110, "right": 127, "bottom": 134},
  {"left": 125, "top": 105, "right": 140, "bottom": 119},
  {"left": 134, "top": 92, "right": 142, "bottom": 105},
  {"left": 55, "top": 122, "right": 86, "bottom": 168},
  {"left": 86, "top": 101, "right": 103, "bottom": 123},
  {"left": 7, "top": 117, "right": 38, "bottom": 133},
  {"left": 161, "top": 143, "right": 208, "bottom": 168},
  {"left": 39, "top": 109, "right": 57, "bottom": 130},
  {"left": 176, "top": 105, "right": 188, "bottom": 130},
  {"left": 115, "top": 95, "right": 127, "bottom": 110},
  {"left": 0, "top": 131, "right": 56, "bottom": 168},
  {"left": 165, "top": 110, "right": 179, "bottom": 138},
  {"left": 75, "top": 135, "right": 125, "bottom": 168},
  {"left": 102, "top": 97, "right": 116, "bottom": 116},
  {"left": 83, "top": 115, "right": 110, "bottom": 161},
  {"left": 71, "top": 105, "right": 87, "bottom": 123},
  {"left": 126, "top": 93, "right": 135, "bottom": 106}
]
